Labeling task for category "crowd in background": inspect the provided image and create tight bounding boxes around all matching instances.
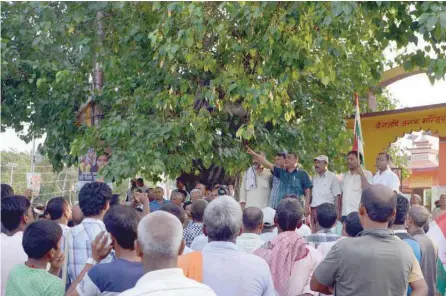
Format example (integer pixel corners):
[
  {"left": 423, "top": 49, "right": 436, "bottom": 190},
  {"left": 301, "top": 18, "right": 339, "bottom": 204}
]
[{"left": 1, "top": 148, "right": 445, "bottom": 296}]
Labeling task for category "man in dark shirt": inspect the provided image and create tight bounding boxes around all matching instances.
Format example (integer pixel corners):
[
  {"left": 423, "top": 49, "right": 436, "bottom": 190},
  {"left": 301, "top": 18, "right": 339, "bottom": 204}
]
[{"left": 247, "top": 147, "right": 312, "bottom": 214}]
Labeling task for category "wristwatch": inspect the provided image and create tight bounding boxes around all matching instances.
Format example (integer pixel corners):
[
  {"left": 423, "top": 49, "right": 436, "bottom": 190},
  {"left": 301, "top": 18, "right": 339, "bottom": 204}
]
[{"left": 86, "top": 258, "right": 97, "bottom": 265}]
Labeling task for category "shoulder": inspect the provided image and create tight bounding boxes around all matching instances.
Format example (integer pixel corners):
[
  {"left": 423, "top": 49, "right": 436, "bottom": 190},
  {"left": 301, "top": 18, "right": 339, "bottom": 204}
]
[
  {"left": 297, "top": 169, "right": 310, "bottom": 176},
  {"left": 44, "top": 274, "right": 65, "bottom": 295}
]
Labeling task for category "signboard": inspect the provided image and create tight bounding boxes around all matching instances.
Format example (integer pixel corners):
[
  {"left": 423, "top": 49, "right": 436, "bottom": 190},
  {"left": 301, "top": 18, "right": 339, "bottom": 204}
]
[
  {"left": 77, "top": 148, "right": 112, "bottom": 190},
  {"left": 26, "top": 173, "right": 42, "bottom": 197}
]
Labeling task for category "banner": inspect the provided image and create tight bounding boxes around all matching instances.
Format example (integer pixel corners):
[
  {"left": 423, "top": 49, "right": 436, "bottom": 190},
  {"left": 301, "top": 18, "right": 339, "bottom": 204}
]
[
  {"left": 77, "top": 148, "right": 111, "bottom": 190},
  {"left": 26, "top": 172, "right": 42, "bottom": 197}
]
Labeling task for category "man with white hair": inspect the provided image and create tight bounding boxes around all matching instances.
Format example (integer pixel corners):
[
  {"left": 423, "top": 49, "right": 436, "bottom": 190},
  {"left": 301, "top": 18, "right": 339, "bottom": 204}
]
[
  {"left": 190, "top": 189, "right": 204, "bottom": 203},
  {"left": 200, "top": 196, "right": 274, "bottom": 295},
  {"left": 120, "top": 211, "right": 216, "bottom": 296}
]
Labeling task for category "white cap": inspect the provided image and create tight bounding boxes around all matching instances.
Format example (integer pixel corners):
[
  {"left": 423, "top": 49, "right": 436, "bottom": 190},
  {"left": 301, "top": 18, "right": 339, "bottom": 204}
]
[
  {"left": 262, "top": 207, "right": 276, "bottom": 227},
  {"left": 314, "top": 155, "right": 329, "bottom": 164}
]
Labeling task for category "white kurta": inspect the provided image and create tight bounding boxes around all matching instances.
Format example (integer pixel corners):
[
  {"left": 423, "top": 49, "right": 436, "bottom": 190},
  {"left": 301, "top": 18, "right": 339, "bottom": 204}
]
[{"left": 239, "top": 168, "right": 272, "bottom": 209}]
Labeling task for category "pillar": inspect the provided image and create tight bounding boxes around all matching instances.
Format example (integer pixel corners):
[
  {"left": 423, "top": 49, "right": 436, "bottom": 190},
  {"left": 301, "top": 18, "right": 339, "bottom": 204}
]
[{"left": 439, "top": 137, "right": 446, "bottom": 186}]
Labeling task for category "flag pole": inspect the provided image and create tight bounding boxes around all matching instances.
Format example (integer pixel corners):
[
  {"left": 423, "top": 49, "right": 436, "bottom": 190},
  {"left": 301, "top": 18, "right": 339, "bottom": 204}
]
[{"left": 355, "top": 92, "right": 360, "bottom": 167}]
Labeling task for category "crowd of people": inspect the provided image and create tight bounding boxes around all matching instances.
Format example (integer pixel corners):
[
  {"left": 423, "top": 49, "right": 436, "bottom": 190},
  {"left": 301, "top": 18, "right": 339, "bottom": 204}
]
[{"left": 1, "top": 148, "right": 446, "bottom": 296}]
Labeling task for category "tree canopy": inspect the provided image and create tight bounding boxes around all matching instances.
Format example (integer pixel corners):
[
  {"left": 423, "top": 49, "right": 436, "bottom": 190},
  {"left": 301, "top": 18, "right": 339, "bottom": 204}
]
[{"left": 2, "top": 2, "right": 446, "bottom": 183}]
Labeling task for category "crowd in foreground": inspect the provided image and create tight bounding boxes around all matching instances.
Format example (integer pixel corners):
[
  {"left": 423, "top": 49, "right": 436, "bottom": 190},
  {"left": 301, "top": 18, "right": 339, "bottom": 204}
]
[{"left": 1, "top": 149, "right": 446, "bottom": 296}]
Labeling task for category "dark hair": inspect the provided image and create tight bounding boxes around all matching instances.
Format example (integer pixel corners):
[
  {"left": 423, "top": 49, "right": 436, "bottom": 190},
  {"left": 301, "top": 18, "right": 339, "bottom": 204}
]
[
  {"left": 242, "top": 207, "right": 263, "bottom": 231},
  {"left": 275, "top": 152, "right": 286, "bottom": 158},
  {"left": 379, "top": 152, "right": 391, "bottom": 161},
  {"left": 78, "top": 182, "right": 112, "bottom": 217},
  {"left": 360, "top": 187, "right": 397, "bottom": 222},
  {"left": 137, "top": 178, "right": 144, "bottom": 184},
  {"left": 287, "top": 152, "right": 298, "bottom": 159},
  {"left": 1, "top": 184, "right": 14, "bottom": 200},
  {"left": 1, "top": 195, "right": 31, "bottom": 231},
  {"left": 160, "top": 203, "right": 185, "bottom": 224},
  {"left": 316, "top": 203, "right": 337, "bottom": 229},
  {"left": 394, "top": 194, "right": 410, "bottom": 225},
  {"left": 183, "top": 201, "right": 192, "bottom": 210},
  {"left": 348, "top": 150, "right": 364, "bottom": 163},
  {"left": 283, "top": 194, "right": 299, "bottom": 199},
  {"left": 275, "top": 198, "right": 302, "bottom": 231},
  {"left": 104, "top": 205, "right": 139, "bottom": 250},
  {"left": 344, "top": 212, "right": 363, "bottom": 237},
  {"left": 22, "top": 220, "right": 62, "bottom": 259},
  {"left": 110, "top": 194, "right": 120, "bottom": 207},
  {"left": 46, "top": 197, "right": 68, "bottom": 220},
  {"left": 218, "top": 185, "right": 229, "bottom": 196},
  {"left": 191, "top": 200, "right": 207, "bottom": 222}
]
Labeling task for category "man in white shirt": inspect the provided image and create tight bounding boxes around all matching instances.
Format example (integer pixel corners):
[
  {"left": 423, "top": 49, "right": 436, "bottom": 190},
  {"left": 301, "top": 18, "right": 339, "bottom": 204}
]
[
  {"left": 239, "top": 153, "right": 272, "bottom": 209},
  {"left": 1, "top": 195, "right": 34, "bottom": 295},
  {"left": 120, "top": 211, "right": 216, "bottom": 296},
  {"left": 236, "top": 207, "right": 265, "bottom": 253},
  {"left": 46, "top": 197, "right": 72, "bottom": 250},
  {"left": 311, "top": 155, "right": 342, "bottom": 233},
  {"left": 340, "top": 151, "right": 373, "bottom": 222},
  {"left": 200, "top": 196, "right": 275, "bottom": 296},
  {"left": 372, "top": 152, "right": 400, "bottom": 192}
]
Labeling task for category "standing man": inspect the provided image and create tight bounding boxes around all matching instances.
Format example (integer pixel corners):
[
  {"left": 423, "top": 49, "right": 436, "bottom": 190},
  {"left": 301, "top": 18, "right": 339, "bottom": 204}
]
[
  {"left": 46, "top": 197, "right": 72, "bottom": 249},
  {"left": 311, "top": 155, "right": 341, "bottom": 233},
  {"left": 373, "top": 152, "right": 400, "bottom": 192},
  {"left": 183, "top": 200, "right": 207, "bottom": 247},
  {"left": 136, "top": 178, "right": 149, "bottom": 192},
  {"left": 120, "top": 211, "right": 216, "bottom": 296},
  {"left": 190, "top": 189, "right": 204, "bottom": 203},
  {"left": 236, "top": 207, "right": 265, "bottom": 253},
  {"left": 268, "top": 153, "right": 286, "bottom": 209},
  {"left": 432, "top": 194, "right": 446, "bottom": 220},
  {"left": 411, "top": 194, "right": 423, "bottom": 207},
  {"left": 239, "top": 152, "right": 272, "bottom": 209},
  {"left": 247, "top": 147, "right": 312, "bottom": 214},
  {"left": 408, "top": 206, "right": 438, "bottom": 296},
  {"left": 340, "top": 151, "right": 373, "bottom": 221},
  {"left": 311, "top": 185, "right": 428, "bottom": 296}
]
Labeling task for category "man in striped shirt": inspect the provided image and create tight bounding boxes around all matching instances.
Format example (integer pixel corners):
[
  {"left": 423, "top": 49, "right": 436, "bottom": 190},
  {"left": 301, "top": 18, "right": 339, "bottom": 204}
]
[{"left": 268, "top": 153, "right": 286, "bottom": 209}]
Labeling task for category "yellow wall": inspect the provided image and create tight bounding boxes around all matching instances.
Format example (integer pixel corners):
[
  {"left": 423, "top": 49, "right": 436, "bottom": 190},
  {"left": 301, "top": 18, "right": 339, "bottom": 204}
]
[{"left": 346, "top": 104, "right": 446, "bottom": 172}]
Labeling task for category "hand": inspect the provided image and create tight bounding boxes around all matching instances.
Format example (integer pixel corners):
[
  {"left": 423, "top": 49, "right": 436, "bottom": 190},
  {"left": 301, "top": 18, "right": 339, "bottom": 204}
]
[
  {"left": 49, "top": 253, "right": 65, "bottom": 273},
  {"left": 245, "top": 146, "right": 255, "bottom": 156},
  {"left": 91, "top": 231, "right": 113, "bottom": 263},
  {"left": 134, "top": 192, "right": 149, "bottom": 204},
  {"left": 304, "top": 205, "right": 311, "bottom": 217}
]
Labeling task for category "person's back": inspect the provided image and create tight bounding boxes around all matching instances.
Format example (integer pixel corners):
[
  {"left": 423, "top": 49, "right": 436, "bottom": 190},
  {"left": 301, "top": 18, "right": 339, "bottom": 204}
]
[
  {"left": 306, "top": 203, "right": 341, "bottom": 254},
  {"left": 408, "top": 205, "right": 438, "bottom": 296},
  {"left": 1, "top": 195, "right": 34, "bottom": 295},
  {"left": 236, "top": 207, "right": 265, "bottom": 253},
  {"left": 67, "top": 182, "right": 113, "bottom": 282},
  {"left": 322, "top": 231, "right": 415, "bottom": 295}
]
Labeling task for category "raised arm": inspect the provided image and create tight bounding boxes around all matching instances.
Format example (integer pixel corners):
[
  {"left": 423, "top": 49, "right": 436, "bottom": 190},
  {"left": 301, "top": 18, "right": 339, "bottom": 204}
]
[{"left": 246, "top": 146, "right": 274, "bottom": 170}]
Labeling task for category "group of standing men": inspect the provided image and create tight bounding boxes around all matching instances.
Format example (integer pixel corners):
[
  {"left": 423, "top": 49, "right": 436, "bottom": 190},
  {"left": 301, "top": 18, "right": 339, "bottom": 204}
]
[{"left": 242, "top": 147, "right": 400, "bottom": 232}]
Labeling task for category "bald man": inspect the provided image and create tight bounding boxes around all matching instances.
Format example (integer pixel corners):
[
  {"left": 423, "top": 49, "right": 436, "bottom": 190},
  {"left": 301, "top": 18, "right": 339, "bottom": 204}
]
[
  {"left": 120, "top": 211, "right": 215, "bottom": 296},
  {"left": 311, "top": 184, "right": 428, "bottom": 296},
  {"left": 410, "top": 194, "right": 422, "bottom": 207},
  {"left": 408, "top": 206, "right": 438, "bottom": 296},
  {"left": 236, "top": 207, "right": 265, "bottom": 253}
]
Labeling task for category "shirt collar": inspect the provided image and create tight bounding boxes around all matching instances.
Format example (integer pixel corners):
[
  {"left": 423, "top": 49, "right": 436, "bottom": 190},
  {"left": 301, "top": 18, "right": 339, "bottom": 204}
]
[
  {"left": 239, "top": 233, "right": 261, "bottom": 239},
  {"left": 358, "top": 228, "right": 395, "bottom": 238},
  {"left": 317, "top": 228, "right": 334, "bottom": 234},
  {"left": 392, "top": 229, "right": 407, "bottom": 234},
  {"left": 204, "top": 241, "right": 239, "bottom": 251},
  {"left": 82, "top": 217, "right": 104, "bottom": 225},
  {"left": 377, "top": 167, "right": 391, "bottom": 175},
  {"left": 135, "top": 268, "right": 184, "bottom": 287}
]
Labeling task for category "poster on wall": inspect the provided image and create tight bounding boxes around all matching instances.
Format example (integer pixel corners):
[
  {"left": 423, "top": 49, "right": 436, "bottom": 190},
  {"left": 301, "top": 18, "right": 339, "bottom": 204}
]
[
  {"left": 26, "top": 172, "right": 42, "bottom": 197},
  {"left": 77, "top": 148, "right": 112, "bottom": 190}
]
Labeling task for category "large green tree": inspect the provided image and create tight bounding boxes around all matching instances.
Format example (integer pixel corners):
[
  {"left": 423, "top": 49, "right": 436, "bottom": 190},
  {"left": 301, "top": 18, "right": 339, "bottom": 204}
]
[{"left": 2, "top": 2, "right": 446, "bottom": 184}]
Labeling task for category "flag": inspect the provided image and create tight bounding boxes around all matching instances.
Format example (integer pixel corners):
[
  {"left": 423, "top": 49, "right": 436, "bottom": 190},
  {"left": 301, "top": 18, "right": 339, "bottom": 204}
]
[
  {"left": 427, "top": 214, "right": 446, "bottom": 295},
  {"left": 352, "top": 93, "right": 364, "bottom": 165}
]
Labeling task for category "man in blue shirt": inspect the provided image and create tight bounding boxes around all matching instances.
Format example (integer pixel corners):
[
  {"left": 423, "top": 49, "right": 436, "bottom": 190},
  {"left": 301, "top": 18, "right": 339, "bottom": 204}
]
[
  {"left": 247, "top": 147, "right": 312, "bottom": 214},
  {"left": 67, "top": 205, "right": 144, "bottom": 296}
]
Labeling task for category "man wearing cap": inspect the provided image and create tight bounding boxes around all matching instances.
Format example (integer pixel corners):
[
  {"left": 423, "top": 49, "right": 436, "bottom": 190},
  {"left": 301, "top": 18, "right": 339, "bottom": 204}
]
[
  {"left": 260, "top": 207, "right": 277, "bottom": 243},
  {"left": 310, "top": 155, "right": 342, "bottom": 233}
]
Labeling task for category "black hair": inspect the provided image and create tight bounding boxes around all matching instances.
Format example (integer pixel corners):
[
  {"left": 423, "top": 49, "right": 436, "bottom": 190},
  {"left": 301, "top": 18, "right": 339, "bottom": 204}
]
[
  {"left": 348, "top": 150, "right": 364, "bottom": 163},
  {"left": 160, "top": 203, "right": 185, "bottom": 224},
  {"left": 46, "top": 197, "right": 68, "bottom": 220},
  {"left": 316, "top": 203, "right": 337, "bottom": 229},
  {"left": 103, "top": 205, "right": 139, "bottom": 250},
  {"left": 276, "top": 198, "right": 302, "bottom": 231},
  {"left": 78, "top": 182, "right": 112, "bottom": 217},
  {"left": 191, "top": 200, "right": 208, "bottom": 222},
  {"left": 1, "top": 184, "right": 14, "bottom": 200},
  {"left": 360, "top": 187, "right": 397, "bottom": 223},
  {"left": 275, "top": 152, "right": 286, "bottom": 158},
  {"left": 218, "top": 185, "right": 229, "bottom": 196},
  {"left": 394, "top": 194, "right": 410, "bottom": 225},
  {"left": 379, "top": 152, "right": 391, "bottom": 161},
  {"left": 1, "top": 195, "right": 31, "bottom": 231},
  {"left": 287, "top": 152, "right": 298, "bottom": 159},
  {"left": 183, "top": 201, "right": 192, "bottom": 210},
  {"left": 110, "top": 194, "right": 120, "bottom": 207},
  {"left": 344, "top": 212, "right": 363, "bottom": 237},
  {"left": 283, "top": 194, "right": 299, "bottom": 200},
  {"left": 242, "top": 207, "right": 263, "bottom": 231},
  {"left": 22, "top": 220, "right": 62, "bottom": 259},
  {"left": 137, "top": 178, "right": 144, "bottom": 184}
]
